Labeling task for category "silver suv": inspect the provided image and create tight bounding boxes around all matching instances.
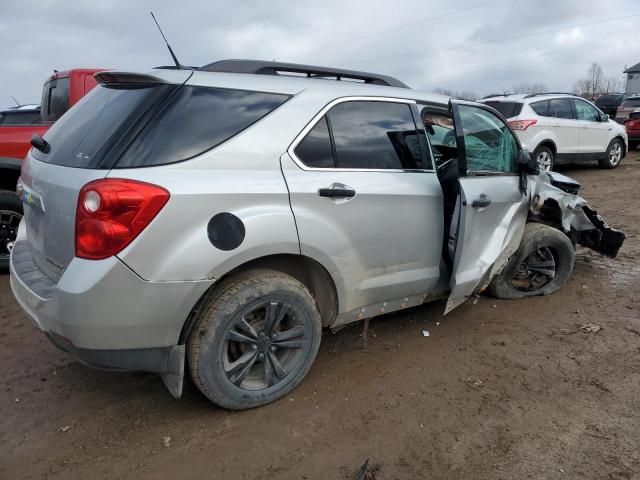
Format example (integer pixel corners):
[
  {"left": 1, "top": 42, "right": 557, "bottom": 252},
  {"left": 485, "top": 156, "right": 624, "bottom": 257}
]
[{"left": 10, "top": 60, "right": 625, "bottom": 409}]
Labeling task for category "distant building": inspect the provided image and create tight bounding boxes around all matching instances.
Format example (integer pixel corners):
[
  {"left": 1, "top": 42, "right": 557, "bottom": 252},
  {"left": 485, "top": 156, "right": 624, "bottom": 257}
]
[{"left": 625, "top": 62, "right": 640, "bottom": 95}]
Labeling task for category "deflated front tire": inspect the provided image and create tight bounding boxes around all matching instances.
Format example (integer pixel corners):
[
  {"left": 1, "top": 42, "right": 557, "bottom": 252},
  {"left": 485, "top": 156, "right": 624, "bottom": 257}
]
[{"left": 490, "top": 223, "right": 575, "bottom": 299}]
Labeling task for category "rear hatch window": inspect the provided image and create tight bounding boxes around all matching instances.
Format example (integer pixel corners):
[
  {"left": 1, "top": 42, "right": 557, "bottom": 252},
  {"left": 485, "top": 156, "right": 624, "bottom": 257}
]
[
  {"left": 595, "top": 94, "right": 622, "bottom": 106},
  {"left": 482, "top": 101, "right": 523, "bottom": 119},
  {"left": 32, "top": 83, "right": 290, "bottom": 169}
]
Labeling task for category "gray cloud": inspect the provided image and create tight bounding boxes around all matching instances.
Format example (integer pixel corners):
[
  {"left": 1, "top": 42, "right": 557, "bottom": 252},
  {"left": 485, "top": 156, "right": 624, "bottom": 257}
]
[{"left": 0, "top": 0, "right": 637, "bottom": 107}]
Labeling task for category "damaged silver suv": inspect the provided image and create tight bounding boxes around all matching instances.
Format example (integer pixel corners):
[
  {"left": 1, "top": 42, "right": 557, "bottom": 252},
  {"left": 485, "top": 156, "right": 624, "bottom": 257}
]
[{"left": 10, "top": 60, "right": 624, "bottom": 409}]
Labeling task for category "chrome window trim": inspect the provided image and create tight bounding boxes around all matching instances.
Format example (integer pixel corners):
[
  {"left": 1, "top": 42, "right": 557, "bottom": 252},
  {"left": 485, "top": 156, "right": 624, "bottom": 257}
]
[{"left": 287, "top": 96, "right": 436, "bottom": 173}]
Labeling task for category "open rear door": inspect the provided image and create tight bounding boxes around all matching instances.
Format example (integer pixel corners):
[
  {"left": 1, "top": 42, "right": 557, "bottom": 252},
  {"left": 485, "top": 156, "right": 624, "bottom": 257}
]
[{"left": 445, "top": 100, "right": 530, "bottom": 313}]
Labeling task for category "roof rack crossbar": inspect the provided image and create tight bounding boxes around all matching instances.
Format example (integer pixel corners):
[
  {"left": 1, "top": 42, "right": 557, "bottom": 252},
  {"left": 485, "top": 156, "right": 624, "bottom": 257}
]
[{"left": 199, "top": 59, "right": 410, "bottom": 88}]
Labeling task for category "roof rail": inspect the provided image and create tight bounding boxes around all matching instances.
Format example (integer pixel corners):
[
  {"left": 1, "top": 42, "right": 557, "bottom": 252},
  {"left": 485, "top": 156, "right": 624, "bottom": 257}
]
[
  {"left": 523, "top": 92, "right": 575, "bottom": 98},
  {"left": 482, "top": 93, "right": 510, "bottom": 99},
  {"left": 199, "top": 59, "right": 410, "bottom": 88}
]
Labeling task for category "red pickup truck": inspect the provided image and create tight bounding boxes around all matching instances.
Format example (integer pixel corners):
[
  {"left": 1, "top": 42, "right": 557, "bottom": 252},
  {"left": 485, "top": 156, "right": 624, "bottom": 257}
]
[{"left": 0, "top": 68, "right": 106, "bottom": 268}]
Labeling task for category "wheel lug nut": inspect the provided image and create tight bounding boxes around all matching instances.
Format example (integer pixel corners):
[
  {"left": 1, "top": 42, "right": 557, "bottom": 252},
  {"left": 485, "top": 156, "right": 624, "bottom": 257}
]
[
  {"left": 269, "top": 346, "right": 276, "bottom": 353},
  {"left": 271, "top": 333, "right": 277, "bottom": 339},
  {"left": 251, "top": 344, "right": 257, "bottom": 350},
  {"left": 258, "top": 353, "right": 265, "bottom": 360}
]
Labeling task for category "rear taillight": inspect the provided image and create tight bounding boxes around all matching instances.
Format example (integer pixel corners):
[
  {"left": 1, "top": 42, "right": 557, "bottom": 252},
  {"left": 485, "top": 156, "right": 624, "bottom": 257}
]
[
  {"left": 75, "top": 179, "right": 169, "bottom": 260},
  {"left": 508, "top": 119, "right": 537, "bottom": 131}
]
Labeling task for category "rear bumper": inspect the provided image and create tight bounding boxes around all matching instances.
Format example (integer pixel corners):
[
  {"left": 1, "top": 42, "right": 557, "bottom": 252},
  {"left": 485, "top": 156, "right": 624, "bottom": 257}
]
[{"left": 9, "top": 238, "right": 213, "bottom": 395}]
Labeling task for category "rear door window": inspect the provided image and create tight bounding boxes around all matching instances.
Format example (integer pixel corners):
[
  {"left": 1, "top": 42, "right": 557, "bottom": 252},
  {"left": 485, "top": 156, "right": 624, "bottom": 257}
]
[
  {"left": 549, "top": 98, "right": 574, "bottom": 119},
  {"left": 530, "top": 100, "right": 549, "bottom": 116},
  {"left": 621, "top": 98, "right": 640, "bottom": 108},
  {"left": 327, "top": 101, "right": 426, "bottom": 170},
  {"left": 482, "top": 101, "right": 523, "bottom": 119}
]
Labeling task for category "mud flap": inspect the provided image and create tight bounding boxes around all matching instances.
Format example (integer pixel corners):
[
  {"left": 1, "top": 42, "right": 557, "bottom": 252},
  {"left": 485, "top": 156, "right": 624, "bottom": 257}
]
[{"left": 160, "top": 345, "right": 185, "bottom": 399}]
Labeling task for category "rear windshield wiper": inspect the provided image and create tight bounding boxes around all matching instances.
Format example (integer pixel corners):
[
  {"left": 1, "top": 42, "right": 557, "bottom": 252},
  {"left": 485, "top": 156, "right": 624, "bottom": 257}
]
[{"left": 31, "top": 134, "right": 51, "bottom": 154}]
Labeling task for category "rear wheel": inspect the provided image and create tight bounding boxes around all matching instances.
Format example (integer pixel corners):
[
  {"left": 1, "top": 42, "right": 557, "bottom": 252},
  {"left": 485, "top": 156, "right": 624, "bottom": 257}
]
[
  {"left": 490, "top": 223, "right": 575, "bottom": 299},
  {"left": 599, "top": 138, "right": 624, "bottom": 169},
  {"left": 188, "top": 269, "right": 322, "bottom": 410},
  {"left": 0, "top": 191, "right": 22, "bottom": 271},
  {"left": 533, "top": 145, "right": 554, "bottom": 172}
]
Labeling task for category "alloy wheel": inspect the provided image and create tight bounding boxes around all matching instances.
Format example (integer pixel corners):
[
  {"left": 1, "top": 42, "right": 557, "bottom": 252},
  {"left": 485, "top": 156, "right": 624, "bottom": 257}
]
[
  {"left": 510, "top": 247, "right": 557, "bottom": 292},
  {"left": 222, "top": 300, "right": 308, "bottom": 391},
  {"left": 609, "top": 142, "right": 622, "bottom": 166},
  {"left": 536, "top": 151, "right": 552, "bottom": 171}
]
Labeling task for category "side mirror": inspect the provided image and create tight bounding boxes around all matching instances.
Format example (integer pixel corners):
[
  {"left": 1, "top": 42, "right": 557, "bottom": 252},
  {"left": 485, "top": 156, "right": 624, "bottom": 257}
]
[
  {"left": 599, "top": 112, "right": 609, "bottom": 122},
  {"left": 517, "top": 149, "right": 538, "bottom": 175}
]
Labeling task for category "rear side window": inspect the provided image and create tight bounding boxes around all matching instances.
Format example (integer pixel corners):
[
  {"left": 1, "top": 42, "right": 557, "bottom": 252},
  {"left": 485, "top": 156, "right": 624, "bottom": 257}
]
[
  {"left": 294, "top": 116, "right": 335, "bottom": 168},
  {"left": 41, "top": 78, "right": 70, "bottom": 122},
  {"left": 530, "top": 100, "right": 549, "bottom": 116},
  {"left": 33, "top": 84, "right": 290, "bottom": 169},
  {"left": 482, "top": 101, "right": 523, "bottom": 119},
  {"left": 622, "top": 98, "right": 640, "bottom": 108},
  {"left": 327, "top": 101, "right": 425, "bottom": 169},
  {"left": 116, "top": 86, "right": 290, "bottom": 168},
  {"left": 596, "top": 94, "right": 622, "bottom": 105},
  {"left": 549, "top": 98, "right": 574, "bottom": 119}
]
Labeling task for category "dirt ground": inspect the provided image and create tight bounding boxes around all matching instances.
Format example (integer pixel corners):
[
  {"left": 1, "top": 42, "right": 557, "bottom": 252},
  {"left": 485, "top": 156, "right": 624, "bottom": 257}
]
[{"left": 1, "top": 150, "right": 639, "bottom": 480}]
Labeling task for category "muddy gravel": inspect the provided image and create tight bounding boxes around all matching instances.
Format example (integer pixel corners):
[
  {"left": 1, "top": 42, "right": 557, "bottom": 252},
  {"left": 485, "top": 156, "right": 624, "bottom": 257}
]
[{"left": 1, "top": 150, "right": 639, "bottom": 480}]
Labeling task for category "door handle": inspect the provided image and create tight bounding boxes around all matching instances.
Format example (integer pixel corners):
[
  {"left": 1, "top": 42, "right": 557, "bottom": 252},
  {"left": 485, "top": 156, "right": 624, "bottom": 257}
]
[
  {"left": 471, "top": 194, "right": 491, "bottom": 208},
  {"left": 318, "top": 184, "right": 356, "bottom": 198}
]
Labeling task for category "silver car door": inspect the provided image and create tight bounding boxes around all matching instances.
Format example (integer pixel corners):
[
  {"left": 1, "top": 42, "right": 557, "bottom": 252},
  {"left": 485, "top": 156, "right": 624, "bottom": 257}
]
[
  {"left": 281, "top": 98, "right": 444, "bottom": 322},
  {"left": 446, "top": 101, "right": 530, "bottom": 313}
]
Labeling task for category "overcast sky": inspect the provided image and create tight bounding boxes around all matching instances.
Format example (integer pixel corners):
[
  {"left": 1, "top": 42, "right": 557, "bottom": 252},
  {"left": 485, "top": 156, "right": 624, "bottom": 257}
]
[{"left": 0, "top": 0, "right": 638, "bottom": 108}]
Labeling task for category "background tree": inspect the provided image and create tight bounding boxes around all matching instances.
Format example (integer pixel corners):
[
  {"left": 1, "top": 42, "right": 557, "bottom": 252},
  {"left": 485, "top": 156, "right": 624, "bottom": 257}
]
[
  {"left": 433, "top": 87, "right": 478, "bottom": 101},
  {"left": 510, "top": 81, "right": 548, "bottom": 94}
]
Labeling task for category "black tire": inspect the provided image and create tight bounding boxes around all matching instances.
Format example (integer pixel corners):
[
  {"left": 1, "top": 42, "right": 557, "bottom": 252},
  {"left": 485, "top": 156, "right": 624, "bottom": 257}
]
[
  {"left": 489, "top": 223, "right": 575, "bottom": 300},
  {"left": 629, "top": 140, "right": 638, "bottom": 151},
  {"left": 187, "top": 269, "right": 322, "bottom": 410},
  {"left": 599, "top": 138, "right": 624, "bottom": 169},
  {"left": 0, "top": 190, "right": 23, "bottom": 272},
  {"left": 533, "top": 145, "right": 554, "bottom": 172}
]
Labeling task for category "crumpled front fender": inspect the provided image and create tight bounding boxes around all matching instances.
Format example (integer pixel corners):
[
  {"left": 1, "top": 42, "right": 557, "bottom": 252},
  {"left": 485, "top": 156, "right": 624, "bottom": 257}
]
[{"left": 529, "top": 172, "right": 625, "bottom": 257}]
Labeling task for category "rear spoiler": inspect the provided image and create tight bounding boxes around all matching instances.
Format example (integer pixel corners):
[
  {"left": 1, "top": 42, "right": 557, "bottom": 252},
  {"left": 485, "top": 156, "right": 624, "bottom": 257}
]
[{"left": 94, "top": 71, "right": 190, "bottom": 86}]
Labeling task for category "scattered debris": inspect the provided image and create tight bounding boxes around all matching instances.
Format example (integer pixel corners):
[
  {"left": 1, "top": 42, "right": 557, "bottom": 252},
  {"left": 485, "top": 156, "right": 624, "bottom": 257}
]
[
  {"left": 472, "top": 296, "right": 479, "bottom": 305},
  {"left": 492, "top": 304, "right": 497, "bottom": 309},
  {"left": 580, "top": 323, "right": 602, "bottom": 334},
  {"left": 465, "top": 378, "right": 485, "bottom": 390},
  {"left": 59, "top": 425, "right": 72, "bottom": 433},
  {"left": 588, "top": 378, "right": 611, "bottom": 393},
  {"left": 362, "top": 318, "right": 370, "bottom": 350},
  {"left": 162, "top": 436, "right": 171, "bottom": 447},
  {"left": 354, "top": 458, "right": 377, "bottom": 480},
  {"left": 435, "top": 321, "right": 440, "bottom": 326},
  {"left": 625, "top": 327, "right": 640, "bottom": 337},
  {"left": 567, "top": 353, "right": 576, "bottom": 360},
  {"left": 14, "top": 398, "right": 20, "bottom": 403},
  {"left": 422, "top": 330, "right": 430, "bottom": 337}
]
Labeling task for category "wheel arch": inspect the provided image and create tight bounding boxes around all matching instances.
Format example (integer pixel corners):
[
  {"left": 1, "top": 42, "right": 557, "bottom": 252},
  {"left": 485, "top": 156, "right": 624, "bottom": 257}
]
[
  {"left": 612, "top": 135, "right": 627, "bottom": 157},
  {"left": 533, "top": 139, "right": 557, "bottom": 156},
  {"left": 179, "top": 253, "right": 339, "bottom": 344}
]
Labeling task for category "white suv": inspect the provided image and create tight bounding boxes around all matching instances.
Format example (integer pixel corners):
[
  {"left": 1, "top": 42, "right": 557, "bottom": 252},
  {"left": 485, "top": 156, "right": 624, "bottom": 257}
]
[{"left": 481, "top": 93, "right": 628, "bottom": 171}]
